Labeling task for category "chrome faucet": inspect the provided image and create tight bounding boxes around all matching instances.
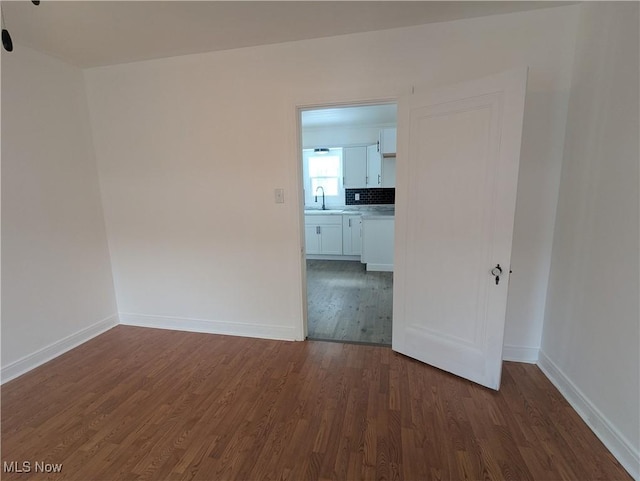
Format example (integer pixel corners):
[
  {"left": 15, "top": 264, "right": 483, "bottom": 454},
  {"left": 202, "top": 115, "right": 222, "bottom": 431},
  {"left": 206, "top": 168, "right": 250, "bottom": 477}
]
[{"left": 315, "top": 186, "right": 326, "bottom": 210}]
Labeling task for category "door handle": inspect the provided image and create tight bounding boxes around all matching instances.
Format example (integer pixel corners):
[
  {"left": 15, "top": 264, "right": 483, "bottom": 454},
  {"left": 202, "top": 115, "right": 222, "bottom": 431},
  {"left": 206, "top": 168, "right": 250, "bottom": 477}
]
[{"left": 491, "top": 264, "right": 503, "bottom": 285}]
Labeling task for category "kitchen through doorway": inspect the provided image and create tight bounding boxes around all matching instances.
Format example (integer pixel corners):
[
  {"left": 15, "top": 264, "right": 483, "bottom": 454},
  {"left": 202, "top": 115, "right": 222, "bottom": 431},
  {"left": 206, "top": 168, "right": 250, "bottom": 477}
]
[{"left": 300, "top": 103, "right": 397, "bottom": 346}]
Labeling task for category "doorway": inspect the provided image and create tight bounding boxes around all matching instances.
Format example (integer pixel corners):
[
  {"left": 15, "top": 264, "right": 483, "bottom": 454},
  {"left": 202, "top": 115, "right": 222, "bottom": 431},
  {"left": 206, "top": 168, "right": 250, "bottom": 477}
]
[
  {"left": 299, "top": 103, "right": 397, "bottom": 346},
  {"left": 296, "top": 69, "right": 526, "bottom": 390}
]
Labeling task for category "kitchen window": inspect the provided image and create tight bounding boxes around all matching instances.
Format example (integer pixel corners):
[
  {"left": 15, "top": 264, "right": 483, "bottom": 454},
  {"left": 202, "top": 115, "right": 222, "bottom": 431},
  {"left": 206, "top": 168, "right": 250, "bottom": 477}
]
[{"left": 303, "top": 148, "right": 344, "bottom": 207}]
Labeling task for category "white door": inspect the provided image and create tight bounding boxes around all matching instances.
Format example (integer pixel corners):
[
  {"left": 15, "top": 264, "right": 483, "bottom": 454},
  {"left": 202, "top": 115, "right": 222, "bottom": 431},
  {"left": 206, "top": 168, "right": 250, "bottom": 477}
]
[{"left": 392, "top": 68, "right": 527, "bottom": 390}]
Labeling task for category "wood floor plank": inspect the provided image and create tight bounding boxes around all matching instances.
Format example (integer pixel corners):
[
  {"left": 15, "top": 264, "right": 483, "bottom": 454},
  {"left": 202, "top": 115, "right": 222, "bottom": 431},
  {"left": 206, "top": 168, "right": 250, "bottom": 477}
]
[{"left": 1, "top": 326, "right": 633, "bottom": 481}]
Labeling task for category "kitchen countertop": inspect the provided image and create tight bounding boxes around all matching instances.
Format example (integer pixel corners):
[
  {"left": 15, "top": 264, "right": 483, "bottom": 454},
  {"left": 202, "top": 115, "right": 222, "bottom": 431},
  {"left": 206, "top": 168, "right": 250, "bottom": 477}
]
[
  {"left": 304, "top": 206, "right": 395, "bottom": 217},
  {"left": 360, "top": 213, "right": 395, "bottom": 219},
  {"left": 304, "top": 209, "right": 345, "bottom": 215}
]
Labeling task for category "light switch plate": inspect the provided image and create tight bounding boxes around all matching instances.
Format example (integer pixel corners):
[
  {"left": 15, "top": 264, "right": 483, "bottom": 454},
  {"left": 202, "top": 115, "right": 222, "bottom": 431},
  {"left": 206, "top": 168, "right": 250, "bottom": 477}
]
[{"left": 274, "top": 188, "right": 285, "bottom": 204}]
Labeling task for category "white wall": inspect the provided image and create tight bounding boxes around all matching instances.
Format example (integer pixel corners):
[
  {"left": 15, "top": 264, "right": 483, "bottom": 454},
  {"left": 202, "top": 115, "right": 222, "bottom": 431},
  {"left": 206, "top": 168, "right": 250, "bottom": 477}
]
[
  {"left": 84, "top": 6, "right": 579, "bottom": 351},
  {"left": 1, "top": 46, "right": 118, "bottom": 381},
  {"left": 539, "top": 3, "right": 640, "bottom": 478}
]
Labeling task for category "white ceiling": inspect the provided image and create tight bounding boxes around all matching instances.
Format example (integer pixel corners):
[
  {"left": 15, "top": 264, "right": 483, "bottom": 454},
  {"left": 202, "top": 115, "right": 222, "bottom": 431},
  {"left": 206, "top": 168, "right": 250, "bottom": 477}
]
[
  {"left": 302, "top": 104, "right": 397, "bottom": 129},
  {"left": 2, "top": 1, "right": 574, "bottom": 68}
]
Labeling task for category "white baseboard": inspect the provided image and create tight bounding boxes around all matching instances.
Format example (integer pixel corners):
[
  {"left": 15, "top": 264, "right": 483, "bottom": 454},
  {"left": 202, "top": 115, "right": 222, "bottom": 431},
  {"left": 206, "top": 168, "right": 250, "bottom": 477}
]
[
  {"left": 538, "top": 350, "right": 639, "bottom": 480},
  {"left": 502, "top": 344, "right": 539, "bottom": 363},
  {"left": 366, "top": 263, "right": 394, "bottom": 272},
  {"left": 119, "top": 312, "right": 301, "bottom": 342},
  {"left": 1, "top": 314, "right": 119, "bottom": 384},
  {"left": 306, "top": 255, "right": 361, "bottom": 261}
]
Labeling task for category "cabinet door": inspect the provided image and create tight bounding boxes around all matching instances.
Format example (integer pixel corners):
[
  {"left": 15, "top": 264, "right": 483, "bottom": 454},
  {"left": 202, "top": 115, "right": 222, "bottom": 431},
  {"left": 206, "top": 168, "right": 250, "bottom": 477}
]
[
  {"left": 380, "top": 128, "right": 397, "bottom": 156},
  {"left": 305, "top": 225, "right": 320, "bottom": 254},
  {"left": 366, "top": 144, "right": 382, "bottom": 187},
  {"left": 342, "top": 215, "right": 362, "bottom": 255},
  {"left": 319, "top": 224, "right": 343, "bottom": 255},
  {"left": 343, "top": 146, "right": 367, "bottom": 188}
]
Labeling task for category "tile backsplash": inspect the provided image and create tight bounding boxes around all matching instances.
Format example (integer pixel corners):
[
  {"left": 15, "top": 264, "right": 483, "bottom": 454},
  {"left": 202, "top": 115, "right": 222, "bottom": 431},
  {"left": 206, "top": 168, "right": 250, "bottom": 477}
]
[{"left": 345, "top": 188, "right": 395, "bottom": 205}]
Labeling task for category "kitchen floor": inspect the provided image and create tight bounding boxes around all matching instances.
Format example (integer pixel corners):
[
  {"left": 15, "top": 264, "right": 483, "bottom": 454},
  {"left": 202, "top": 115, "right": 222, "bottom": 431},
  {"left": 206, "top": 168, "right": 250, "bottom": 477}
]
[{"left": 306, "top": 259, "right": 393, "bottom": 345}]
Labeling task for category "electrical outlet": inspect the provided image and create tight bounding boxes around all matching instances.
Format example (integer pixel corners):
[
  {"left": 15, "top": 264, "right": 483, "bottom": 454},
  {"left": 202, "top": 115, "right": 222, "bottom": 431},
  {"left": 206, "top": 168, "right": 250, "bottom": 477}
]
[
  {"left": 274, "top": 188, "right": 285, "bottom": 204},
  {"left": 355, "top": 193, "right": 360, "bottom": 201}
]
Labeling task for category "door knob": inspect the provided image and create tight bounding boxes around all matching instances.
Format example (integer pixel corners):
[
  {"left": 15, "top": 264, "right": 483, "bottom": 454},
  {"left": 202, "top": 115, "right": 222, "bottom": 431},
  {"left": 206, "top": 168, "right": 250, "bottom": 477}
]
[{"left": 491, "top": 264, "right": 503, "bottom": 285}]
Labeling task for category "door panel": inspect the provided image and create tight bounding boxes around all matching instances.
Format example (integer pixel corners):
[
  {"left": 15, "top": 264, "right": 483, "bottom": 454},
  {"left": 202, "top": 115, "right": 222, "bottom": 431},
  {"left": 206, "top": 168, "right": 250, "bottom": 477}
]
[
  {"left": 304, "top": 225, "right": 319, "bottom": 254},
  {"left": 392, "top": 69, "right": 527, "bottom": 390},
  {"left": 366, "top": 144, "right": 381, "bottom": 186},
  {"left": 343, "top": 146, "right": 367, "bottom": 188},
  {"left": 319, "top": 225, "right": 343, "bottom": 255},
  {"left": 343, "top": 215, "right": 362, "bottom": 256}
]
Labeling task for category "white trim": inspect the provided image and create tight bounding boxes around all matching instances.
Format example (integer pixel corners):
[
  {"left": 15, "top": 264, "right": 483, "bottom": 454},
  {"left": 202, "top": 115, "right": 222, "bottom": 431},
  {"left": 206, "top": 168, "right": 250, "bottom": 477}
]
[
  {"left": 305, "top": 254, "right": 361, "bottom": 261},
  {"left": 1, "top": 314, "right": 119, "bottom": 384},
  {"left": 538, "top": 350, "right": 639, "bottom": 480},
  {"left": 502, "top": 344, "right": 539, "bottom": 363},
  {"left": 366, "top": 263, "right": 394, "bottom": 272},
  {"left": 119, "top": 313, "right": 301, "bottom": 342}
]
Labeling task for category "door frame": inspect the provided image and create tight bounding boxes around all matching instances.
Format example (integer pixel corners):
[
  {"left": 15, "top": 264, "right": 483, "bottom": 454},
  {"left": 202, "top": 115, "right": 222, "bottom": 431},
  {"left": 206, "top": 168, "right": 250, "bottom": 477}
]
[{"left": 292, "top": 96, "right": 399, "bottom": 341}]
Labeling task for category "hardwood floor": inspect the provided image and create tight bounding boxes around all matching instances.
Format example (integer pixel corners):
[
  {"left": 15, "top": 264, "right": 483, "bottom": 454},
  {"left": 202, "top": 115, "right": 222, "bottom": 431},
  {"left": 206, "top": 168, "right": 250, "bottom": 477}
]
[
  {"left": 306, "top": 260, "right": 393, "bottom": 345},
  {"left": 1, "top": 326, "right": 631, "bottom": 481}
]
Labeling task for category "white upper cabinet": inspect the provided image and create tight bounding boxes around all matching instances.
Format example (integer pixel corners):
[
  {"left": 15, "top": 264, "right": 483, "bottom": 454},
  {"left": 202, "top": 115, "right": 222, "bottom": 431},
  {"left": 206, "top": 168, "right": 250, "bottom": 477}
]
[
  {"left": 366, "top": 144, "right": 382, "bottom": 187},
  {"left": 344, "top": 144, "right": 387, "bottom": 188},
  {"left": 343, "top": 146, "right": 368, "bottom": 188},
  {"left": 324, "top": 127, "right": 396, "bottom": 192},
  {"left": 379, "top": 127, "right": 397, "bottom": 157}
]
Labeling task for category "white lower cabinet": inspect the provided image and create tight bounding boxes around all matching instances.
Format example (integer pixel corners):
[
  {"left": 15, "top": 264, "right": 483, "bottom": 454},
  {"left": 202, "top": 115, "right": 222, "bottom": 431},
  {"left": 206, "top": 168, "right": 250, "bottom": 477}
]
[
  {"left": 304, "top": 215, "right": 343, "bottom": 255},
  {"left": 306, "top": 213, "right": 388, "bottom": 261},
  {"left": 342, "top": 215, "right": 362, "bottom": 255},
  {"left": 361, "top": 217, "right": 395, "bottom": 271}
]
